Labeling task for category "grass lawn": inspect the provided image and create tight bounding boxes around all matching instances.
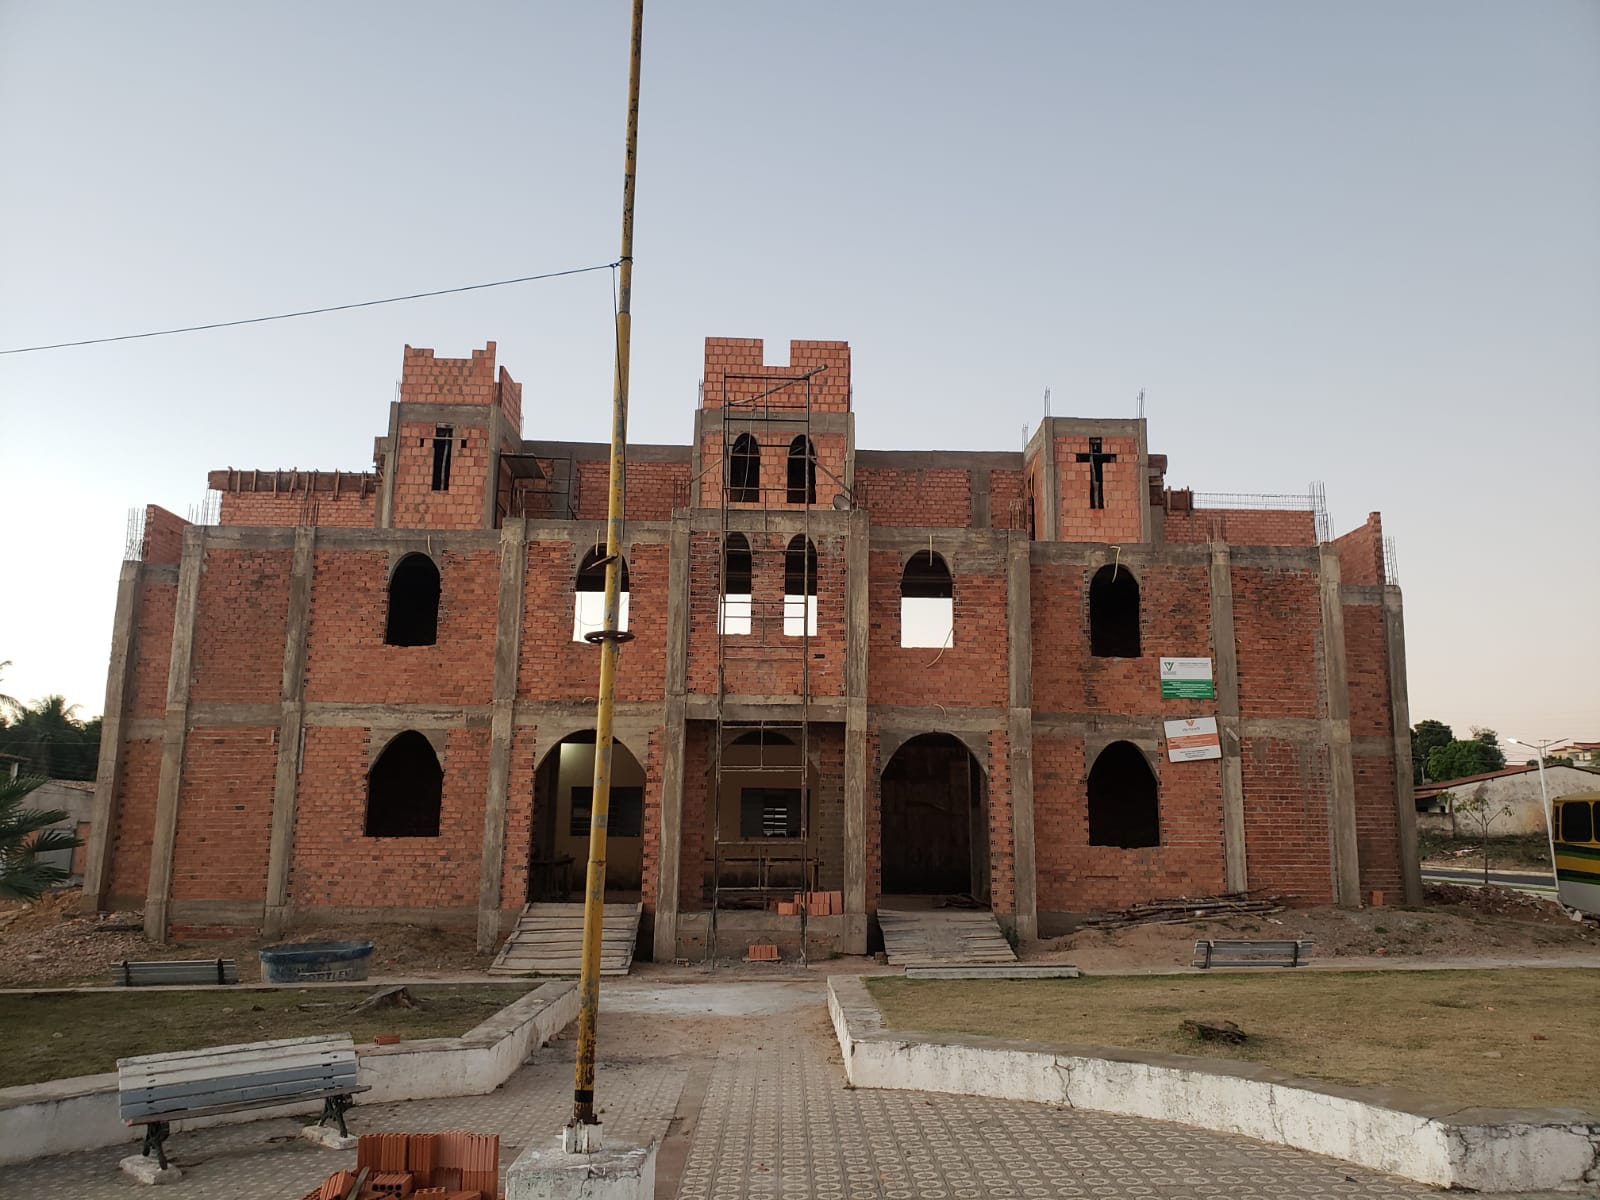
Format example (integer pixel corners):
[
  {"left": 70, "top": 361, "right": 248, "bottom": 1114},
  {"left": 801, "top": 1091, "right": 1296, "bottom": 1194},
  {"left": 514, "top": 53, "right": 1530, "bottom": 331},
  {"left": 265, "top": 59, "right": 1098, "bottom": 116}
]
[
  {"left": 867, "top": 969, "right": 1600, "bottom": 1111},
  {"left": 0, "top": 984, "right": 534, "bottom": 1087}
]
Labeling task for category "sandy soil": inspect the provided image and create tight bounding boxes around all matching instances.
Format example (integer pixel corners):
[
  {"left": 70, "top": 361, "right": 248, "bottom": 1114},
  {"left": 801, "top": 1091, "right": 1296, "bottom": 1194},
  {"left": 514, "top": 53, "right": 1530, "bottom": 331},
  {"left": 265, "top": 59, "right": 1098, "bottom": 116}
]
[{"left": 1020, "top": 884, "right": 1598, "bottom": 971}]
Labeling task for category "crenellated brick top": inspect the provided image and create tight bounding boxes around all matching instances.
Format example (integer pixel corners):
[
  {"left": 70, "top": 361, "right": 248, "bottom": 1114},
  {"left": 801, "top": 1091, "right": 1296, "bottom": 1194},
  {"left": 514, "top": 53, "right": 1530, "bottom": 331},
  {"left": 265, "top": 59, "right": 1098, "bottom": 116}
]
[
  {"left": 701, "top": 338, "right": 851, "bottom": 412},
  {"left": 401, "top": 342, "right": 522, "bottom": 433}
]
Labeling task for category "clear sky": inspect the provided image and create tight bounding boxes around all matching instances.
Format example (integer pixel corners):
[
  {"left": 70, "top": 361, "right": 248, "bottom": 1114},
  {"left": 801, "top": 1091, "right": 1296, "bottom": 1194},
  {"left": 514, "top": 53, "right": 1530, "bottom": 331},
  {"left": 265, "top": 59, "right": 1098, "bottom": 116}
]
[{"left": 1, "top": 2, "right": 1595, "bottom": 749}]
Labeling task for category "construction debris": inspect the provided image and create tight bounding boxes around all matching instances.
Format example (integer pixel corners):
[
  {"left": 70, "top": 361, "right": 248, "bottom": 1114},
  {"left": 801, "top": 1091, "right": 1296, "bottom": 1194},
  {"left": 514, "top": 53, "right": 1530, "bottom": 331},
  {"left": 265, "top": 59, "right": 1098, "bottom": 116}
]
[
  {"left": 299, "top": 1131, "right": 502, "bottom": 1200},
  {"left": 349, "top": 985, "right": 421, "bottom": 1014},
  {"left": 1083, "top": 893, "right": 1285, "bottom": 930}
]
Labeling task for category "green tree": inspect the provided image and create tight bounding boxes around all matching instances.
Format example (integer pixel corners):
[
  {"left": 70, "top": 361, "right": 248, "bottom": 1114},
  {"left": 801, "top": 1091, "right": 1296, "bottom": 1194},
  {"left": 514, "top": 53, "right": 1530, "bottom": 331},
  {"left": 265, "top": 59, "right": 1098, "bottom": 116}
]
[
  {"left": 1470, "top": 728, "right": 1507, "bottom": 771},
  {"left": 1426, "top": 728, "right": 1507, "bottom": 783},
  {"left": 0, "top": 774, "right": 80, "bottom": 901},
  {"left": 1451, "top": 787, "right": 1513, "bottom": 885},
  {"left": 0, "top": 694, "right": 100, "bottom": 781},
  {"left": 1412, "top": 719, "right": 1455, "bottom": 783}
]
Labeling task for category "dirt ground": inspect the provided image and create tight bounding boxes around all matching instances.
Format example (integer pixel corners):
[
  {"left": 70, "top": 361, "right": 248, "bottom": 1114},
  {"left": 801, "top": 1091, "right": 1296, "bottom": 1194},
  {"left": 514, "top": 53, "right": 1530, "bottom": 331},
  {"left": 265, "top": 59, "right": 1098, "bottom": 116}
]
[
  {"left": 1021, "top": 884, "right": 1598, "bottom": 971},
  {"left": 0, "top": 890, "right": 494, "bottom": 989}
]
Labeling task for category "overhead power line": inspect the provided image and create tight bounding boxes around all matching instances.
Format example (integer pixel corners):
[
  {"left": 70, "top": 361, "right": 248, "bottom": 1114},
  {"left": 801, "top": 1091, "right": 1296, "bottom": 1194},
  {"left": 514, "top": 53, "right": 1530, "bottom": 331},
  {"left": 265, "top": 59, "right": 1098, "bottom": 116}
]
[{"left": 0, "top": 261, "right": 620, "bottom": 355}]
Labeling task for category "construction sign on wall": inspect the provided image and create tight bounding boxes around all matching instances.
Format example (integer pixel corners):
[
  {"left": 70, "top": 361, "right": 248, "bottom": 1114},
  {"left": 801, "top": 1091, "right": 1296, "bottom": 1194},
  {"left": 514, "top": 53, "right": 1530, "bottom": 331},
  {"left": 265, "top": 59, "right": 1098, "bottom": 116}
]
[
  {"left": 1164, "top": 717, "right": 1222, "bottom": 762},
  {"left": 1159, "top": 657, "right": 1215, "bottom": 699}
]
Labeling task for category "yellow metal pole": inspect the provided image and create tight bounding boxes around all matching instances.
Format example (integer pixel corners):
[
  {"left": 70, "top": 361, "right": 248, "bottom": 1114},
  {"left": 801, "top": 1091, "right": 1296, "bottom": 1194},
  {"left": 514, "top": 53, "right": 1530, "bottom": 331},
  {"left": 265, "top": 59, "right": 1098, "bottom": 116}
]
[{"left": 569, "top": 0, "right": 643, "bottom": 1146}]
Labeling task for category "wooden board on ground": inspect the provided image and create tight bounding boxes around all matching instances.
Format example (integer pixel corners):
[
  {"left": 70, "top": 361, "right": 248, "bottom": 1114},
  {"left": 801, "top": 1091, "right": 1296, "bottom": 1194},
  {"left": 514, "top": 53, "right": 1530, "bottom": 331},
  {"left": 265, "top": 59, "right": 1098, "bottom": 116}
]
[
  {"left": 489, "top": 902, "right": 642, "bottom": 977},
  {"left": 877, "top": 908, "right": 1016, "bottom": 967}
]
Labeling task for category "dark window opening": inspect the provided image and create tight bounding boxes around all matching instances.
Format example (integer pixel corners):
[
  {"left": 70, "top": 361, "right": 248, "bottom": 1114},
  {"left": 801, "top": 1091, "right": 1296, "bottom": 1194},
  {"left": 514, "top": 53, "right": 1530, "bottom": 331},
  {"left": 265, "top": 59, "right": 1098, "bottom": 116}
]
[
  {"left": 576, "top": 547, "right": 630, "bottom": 593},
  {"left": 385, "top": 553, "right": 441, "bottom": 646},
  {"left": 901, "top": 551, "right": 953, "bottom": 599},
  {"left": 569, "top": 786, "right": 644, "bottom": 838},
  {"left": 783, "top": 535, "right": 818, "bottom": 595},
  {"left": 728, "top": 434, "right": 760, "bottom": 503},
  {"left": 1089, "top": 564, "right": 1140, "bottom": 657},
  {"left": 366, "top": 731, "right": 443, "bottom": 837},
  {"left": 1087, "top": 741, "right": 1159, "bottom": 848},
  {"left": 732, "top": 730, "right": 795, "bottom": 747},
  {"left": 740, "top": 787, "right": 803, "bottom": 838},
  {"left": 432, "top": 425, "right": 454, "bottom": 492},
  {"left": 1561, "top": 801, "right": 1593, "bottom": 844},
  {"left": 787, "top": 436, "right": 817, "bottom": 505},
  {"left": 724, "top": 533, "right": 752, "bottom": 594},
  {"left": 574, "top": 548, "right": 629, "bottom": 641},
  {"left": 1075, "top": 436, "right": 1117, "bottom": 510}
]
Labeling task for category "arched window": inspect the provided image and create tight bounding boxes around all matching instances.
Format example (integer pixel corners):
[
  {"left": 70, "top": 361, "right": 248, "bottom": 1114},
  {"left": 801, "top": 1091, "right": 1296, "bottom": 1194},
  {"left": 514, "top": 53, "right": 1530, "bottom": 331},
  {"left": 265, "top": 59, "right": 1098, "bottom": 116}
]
[
  {"left": 900, "top": 551, "right": 954, "bottom": 648},
  {"left": 385, "top": 553, "right": 440, "bottom": 647},
  {"left": 1087, "top": 741, "right": 1159, "bottom": 848},
  {"left": 721, "top": 533, "right": 752, "bottom": 635},
  {"left": 366, "top": 730, "right": 443, "bottom": 837},
  {"left": 1089, "top": 564, "right": 1140, "bottom": 657},
  {"left": 573, "top": 547, "right": 631, "bottom": 642},
  {"left": 728, "top": 433, "right": 760, "bottom": 503},
  {"left": 787, "top": 436, "right": 817, "bottom": 505},
  {"left": 783, "top": 535, "right": 818, "bottom": 636}
]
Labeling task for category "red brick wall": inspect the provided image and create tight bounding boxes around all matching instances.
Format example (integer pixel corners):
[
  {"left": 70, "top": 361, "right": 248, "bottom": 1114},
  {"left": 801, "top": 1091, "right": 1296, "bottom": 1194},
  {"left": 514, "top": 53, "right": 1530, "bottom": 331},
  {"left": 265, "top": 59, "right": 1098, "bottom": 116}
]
[
  {"left": 128, "top": 577, "right": 177, "bottom": 718},
  {"left": 289, "top": 726, "right": 487, "bottom": 914},
  {"left": 1231, "top": 565, "right": 1322, "bottom": 720},
  {"left": 1242, "top": 736, "right": 1333, "bottom": 902},
  {"left": 986, "top": 729, "right": 1015, "bottom": 916},
  {"left": 497, "top": 731, "right": 539, "bottom": 911},
  {"left": 989, "top": 469, "right": 1026, "bottom": 530},
  {"left": 866, "top": 549, "right": 1007, "bottom": 707},
  {"left": 391, "top": 419, "right": 490, "bottom": 530},
  {"left": 694, "top": 429, "right": 848, "bottom": 510},
  {"left": 170, "top": 726, "right": 275, "bottom": 901},
  {"left": 679, "top": 721, "right": 710, "bottom": 909},
  {"left": 1054, "top": 435, "right": 1141, "bottom": 542},
  {"left": 855, "top": 468, "right": 971, "bottom": 527},
  {"left": 189, "top": 548, "right": 291, "bottom": 704},
  {"left": 304, "top": 548, "right": 498, "bottom": 705},
  {"left": 1032, "top": 731, "right": 1227, "bottom": 912},
  {"left": 518, "top": 540, "right": 668, "bottom": 703},
  {"left": 1354, "top": 755, "right": 1402, "bottom": 898},
  {"left": 1343, "top": 600, "right": 1402, "bottom": 897},
  {"left": 573, "top": 458, "right": 689, "bottom": 521},
  {"left": 1332, "top": 513, "right": 1385, "bottom": 584},
  {"left": 143, "top": 505, "right": 188, "bottom": 564},
  {"left": 701, "top": 339, "right": 851, "bottom": 413},
  {"left": 1164, "top": 509, "right": 1318, "bottom": 546},
  {"left": 219, "top": 491, "right": 376, "bottom": 528},
  {"left": 106, "top": 739, "right": 162, "bottom": 903}
]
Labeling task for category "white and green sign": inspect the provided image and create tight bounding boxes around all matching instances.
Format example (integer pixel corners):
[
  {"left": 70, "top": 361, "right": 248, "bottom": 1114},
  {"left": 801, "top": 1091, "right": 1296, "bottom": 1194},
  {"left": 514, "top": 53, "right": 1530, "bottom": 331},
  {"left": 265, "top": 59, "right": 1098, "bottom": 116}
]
[{"left": 1159, "top": 657, "right": 1215, "bottom": 699}]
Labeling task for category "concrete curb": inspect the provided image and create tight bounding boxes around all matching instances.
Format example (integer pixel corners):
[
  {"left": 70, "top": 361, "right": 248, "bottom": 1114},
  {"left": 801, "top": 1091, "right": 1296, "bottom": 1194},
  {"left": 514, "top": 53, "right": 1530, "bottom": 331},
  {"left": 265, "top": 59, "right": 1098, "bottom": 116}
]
[
  {"left": 0, "top": 981, "right": 579, "bottom": 1166},
  {"left": 827, "top": 975, "right": 1600, "bottom": 1193}
]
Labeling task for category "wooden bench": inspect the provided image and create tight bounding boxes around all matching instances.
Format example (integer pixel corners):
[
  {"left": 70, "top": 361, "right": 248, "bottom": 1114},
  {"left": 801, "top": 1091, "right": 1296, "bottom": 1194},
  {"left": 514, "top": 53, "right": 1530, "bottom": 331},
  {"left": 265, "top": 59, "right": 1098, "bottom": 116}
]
[
  {"left": 1192, "top": 938, "right": 1314, "bottom": 968},
  {"left": 118, "top": 1033, "right": 368, "bottom": 1168},
  {"left": 112, "top": 958, "right": 238, "bottom": 987}
]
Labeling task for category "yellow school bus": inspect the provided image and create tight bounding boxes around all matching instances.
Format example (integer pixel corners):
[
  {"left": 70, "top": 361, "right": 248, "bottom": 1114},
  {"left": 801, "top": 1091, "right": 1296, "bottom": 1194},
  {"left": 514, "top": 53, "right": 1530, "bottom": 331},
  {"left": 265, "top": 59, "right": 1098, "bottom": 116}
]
[{"left": 1553, "top": 790, "right": 1600, "bottom": 917}]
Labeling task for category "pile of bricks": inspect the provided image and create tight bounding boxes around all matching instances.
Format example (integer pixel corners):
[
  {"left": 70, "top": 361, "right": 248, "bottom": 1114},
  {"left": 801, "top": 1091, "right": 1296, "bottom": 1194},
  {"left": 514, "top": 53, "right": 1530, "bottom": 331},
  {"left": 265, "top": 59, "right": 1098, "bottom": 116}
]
[
  {"left": 772, "top": 890, "right": 842, "bottom": 916},
  {"left": 297, "top": 1131, "right": 501, "bottom": 1200}
]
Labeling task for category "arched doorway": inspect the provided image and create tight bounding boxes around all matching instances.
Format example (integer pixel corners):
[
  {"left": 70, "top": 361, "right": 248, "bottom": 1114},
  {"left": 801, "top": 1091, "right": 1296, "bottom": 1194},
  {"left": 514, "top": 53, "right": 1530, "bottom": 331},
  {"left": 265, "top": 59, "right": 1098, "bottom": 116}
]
[
  {"left": 879, "top": 733, "right": 989, "bottom": 903},
  {"left": 529, "top": 731, "right": 645, "bottom": 902}
]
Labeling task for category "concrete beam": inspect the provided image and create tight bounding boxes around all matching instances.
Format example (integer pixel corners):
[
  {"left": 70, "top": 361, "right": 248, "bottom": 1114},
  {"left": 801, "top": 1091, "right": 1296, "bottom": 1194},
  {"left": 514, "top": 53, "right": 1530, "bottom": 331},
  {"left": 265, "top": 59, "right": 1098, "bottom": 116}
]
[
  {"left": 842, "top": 508, "right": 870, "bottom": 953},
  {"left": 1006, "top": 533, "right": 1037, "bottom": 940},
  {"left": 477, "top": 518, "right": 527, "bottom": 952},
  {"left": 1208, "top": 542, "right": 1249, "bottom": 893},
  {"left": 1384, "top": 586, "right": 1423, "bottom": 905},
  {"left": 263, "top": 527, "right": 316, "bottom": 937},
  {"left": 652, "top": 514, "right": 691, "bottom": 962},
  {"left": 1318, "top": 546, "right": 1362, "bottom": 907},
  {"left": 143, "top": 526, "right": 206, "bottom": 943},
  {"left": 81, "top": 561, "right": 143, "bottom": 912}
]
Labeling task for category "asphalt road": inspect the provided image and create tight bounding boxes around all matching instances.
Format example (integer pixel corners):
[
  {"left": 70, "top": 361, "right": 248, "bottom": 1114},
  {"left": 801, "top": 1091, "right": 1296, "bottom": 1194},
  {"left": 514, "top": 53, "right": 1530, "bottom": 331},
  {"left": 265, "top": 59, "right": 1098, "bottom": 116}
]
[{"left": 1423, "top": 866, "right": 1555, "bottom": 892}]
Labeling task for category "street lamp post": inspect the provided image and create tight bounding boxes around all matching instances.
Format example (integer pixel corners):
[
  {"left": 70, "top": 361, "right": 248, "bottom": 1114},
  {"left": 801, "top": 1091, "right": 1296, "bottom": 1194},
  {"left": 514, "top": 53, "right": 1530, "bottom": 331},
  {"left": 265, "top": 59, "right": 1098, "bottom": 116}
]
[{"left": 1509, "top": 735, "right": 1565, "bottom": 902}]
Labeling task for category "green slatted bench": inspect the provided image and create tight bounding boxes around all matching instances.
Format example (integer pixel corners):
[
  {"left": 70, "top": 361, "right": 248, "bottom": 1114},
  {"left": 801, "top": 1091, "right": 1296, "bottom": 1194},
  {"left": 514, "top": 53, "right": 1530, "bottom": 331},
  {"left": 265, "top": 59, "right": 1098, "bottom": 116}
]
[
  {"left": 112, "top": 958, "right": 238, "bottom": 986},
  {"left": 117, "top": 1033, "right": 368, "bottom": 1168}
]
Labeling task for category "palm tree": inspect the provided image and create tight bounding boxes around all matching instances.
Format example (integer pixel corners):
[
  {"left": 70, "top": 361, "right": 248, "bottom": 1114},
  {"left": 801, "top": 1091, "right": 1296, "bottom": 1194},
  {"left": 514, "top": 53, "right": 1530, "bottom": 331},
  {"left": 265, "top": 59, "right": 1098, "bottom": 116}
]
[{"left": 0, "top": 773, "right": 80, "bottom": 901}]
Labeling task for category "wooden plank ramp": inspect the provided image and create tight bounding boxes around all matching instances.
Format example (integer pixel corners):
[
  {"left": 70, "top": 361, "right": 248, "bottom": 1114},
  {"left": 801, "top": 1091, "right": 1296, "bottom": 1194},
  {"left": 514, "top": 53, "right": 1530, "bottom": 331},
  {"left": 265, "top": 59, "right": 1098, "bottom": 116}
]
[
  {"left": 490, "top": 902, "right": 642, "bottom": 977},
  {"left": 877, "top": 907, "right": 1017, "bottom": 966}
]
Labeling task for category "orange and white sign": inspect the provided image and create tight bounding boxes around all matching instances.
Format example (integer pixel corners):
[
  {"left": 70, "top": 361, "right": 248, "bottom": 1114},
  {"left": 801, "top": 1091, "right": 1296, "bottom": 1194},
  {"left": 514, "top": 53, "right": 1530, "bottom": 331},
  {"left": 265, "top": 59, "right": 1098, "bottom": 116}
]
[{"left": 1164, "top": 717, "right": 1221, "bottom": 762}]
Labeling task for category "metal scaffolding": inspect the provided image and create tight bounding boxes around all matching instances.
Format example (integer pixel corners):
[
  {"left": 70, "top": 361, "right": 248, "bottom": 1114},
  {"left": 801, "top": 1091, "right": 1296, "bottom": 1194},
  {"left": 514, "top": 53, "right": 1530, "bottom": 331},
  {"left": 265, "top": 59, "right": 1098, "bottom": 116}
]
[{"left": 703, "top": 367, "right": 823, "bottom": 964}]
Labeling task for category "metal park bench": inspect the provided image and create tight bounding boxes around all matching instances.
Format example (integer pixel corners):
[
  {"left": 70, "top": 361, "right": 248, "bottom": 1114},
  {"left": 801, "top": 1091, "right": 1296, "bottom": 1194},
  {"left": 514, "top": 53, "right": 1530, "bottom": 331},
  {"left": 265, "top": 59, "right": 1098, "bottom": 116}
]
[
  {"left": 112, "top": 958, "right": 239, "bottom": 986},
  {"left": 117, "top": 1033, "right": 368, "bottom": 1168},
  {"left": 1192, "top": 938, "right": 1314, "bottom": 969}
]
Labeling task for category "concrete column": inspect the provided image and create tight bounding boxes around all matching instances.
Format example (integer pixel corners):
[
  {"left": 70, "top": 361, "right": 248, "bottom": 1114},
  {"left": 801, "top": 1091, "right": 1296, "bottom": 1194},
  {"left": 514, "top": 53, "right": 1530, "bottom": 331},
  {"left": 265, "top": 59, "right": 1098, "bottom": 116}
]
[
  {"left": 144, "top": 526, "right": 206, "bottom": 943},
  {"left": 1038, "top": 419, "right": 1059, "bottom": 541},
  {"left": 1383, "top": 586, "right": 1423, "bottom": 905},
  {"left": 1318, "top": 546, "right": 1362, "bottom": 907},
  {"left": 842, "top": 508, "right": 870, "bottom": 953},
  {"left": 377, "top": 403, "right": 401, "bottom": 529},
  {"left": 1208, "top": 542, "right": 1249, "bottom": 893},
  {"left": 651, "top": 514, "right": 691, "bottom": 962},
  {"left": 82, "top": 560, "right": 143, "bottom": 912},
  {"left": 1005, "top": 532, "right": 1038, "bottom": 940},
  {"left": 477, "top": 518, "right": 528, "bottom": 952},
  {"left": 263, "top": 528, "right": 316, "bottom": 937}
]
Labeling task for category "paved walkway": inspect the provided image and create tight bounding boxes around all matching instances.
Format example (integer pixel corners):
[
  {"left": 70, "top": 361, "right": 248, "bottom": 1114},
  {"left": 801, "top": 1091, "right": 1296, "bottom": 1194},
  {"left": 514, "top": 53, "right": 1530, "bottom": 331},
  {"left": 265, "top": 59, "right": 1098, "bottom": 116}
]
[{"left": 9, "top": 975, "right": 1587, "bottom": 1199}]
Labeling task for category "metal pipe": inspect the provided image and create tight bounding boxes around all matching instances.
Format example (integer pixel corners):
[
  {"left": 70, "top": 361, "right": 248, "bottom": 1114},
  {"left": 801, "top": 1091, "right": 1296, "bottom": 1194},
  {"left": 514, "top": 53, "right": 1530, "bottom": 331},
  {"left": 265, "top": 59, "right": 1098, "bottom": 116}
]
[{"left": 570, "top": 0, "right": 643, "bottom": 1139}]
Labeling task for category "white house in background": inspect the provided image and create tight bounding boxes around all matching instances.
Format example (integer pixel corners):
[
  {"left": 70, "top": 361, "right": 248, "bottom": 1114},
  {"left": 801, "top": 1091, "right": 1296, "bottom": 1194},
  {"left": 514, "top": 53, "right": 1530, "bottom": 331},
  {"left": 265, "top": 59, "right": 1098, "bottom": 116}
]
[
  {"left": 1556, "top": 742, "right": 1600, "bottom": 769},
  {"left": 1415, "top": 763, "right": 1600, "bottom": 836}
]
